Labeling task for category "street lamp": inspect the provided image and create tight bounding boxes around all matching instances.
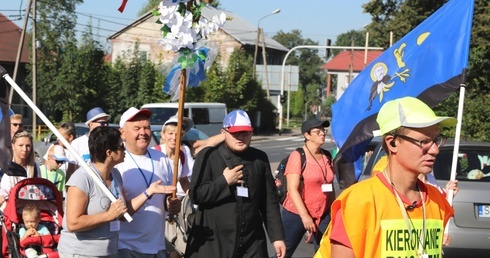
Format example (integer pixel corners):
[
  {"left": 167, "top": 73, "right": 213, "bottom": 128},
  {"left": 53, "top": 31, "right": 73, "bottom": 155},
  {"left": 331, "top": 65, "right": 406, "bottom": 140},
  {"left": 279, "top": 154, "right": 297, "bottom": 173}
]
[{"left": 253, "top": 8, "right": 281, "bottom": 78}]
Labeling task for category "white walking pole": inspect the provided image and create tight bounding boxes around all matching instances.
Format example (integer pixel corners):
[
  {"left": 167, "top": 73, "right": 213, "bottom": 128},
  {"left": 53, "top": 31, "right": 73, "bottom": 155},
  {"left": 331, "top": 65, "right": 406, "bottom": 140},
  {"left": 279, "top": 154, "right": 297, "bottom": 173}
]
[{"left": 0, "top": 65, "right": 132, "bottom": 222}]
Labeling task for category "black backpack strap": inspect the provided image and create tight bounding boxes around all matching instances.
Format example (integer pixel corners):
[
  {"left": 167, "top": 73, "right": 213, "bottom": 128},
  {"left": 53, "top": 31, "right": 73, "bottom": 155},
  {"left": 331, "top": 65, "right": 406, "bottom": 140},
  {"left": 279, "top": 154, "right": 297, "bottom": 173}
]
[
  {"left": 295, "top": 147, "right": 307, "bottom": 173},
  {"left": 217, "top": 145, "right": 233, "bottom": 169},
  {"left": 320, "top": 148, "right": 333, "bottom": 166}
]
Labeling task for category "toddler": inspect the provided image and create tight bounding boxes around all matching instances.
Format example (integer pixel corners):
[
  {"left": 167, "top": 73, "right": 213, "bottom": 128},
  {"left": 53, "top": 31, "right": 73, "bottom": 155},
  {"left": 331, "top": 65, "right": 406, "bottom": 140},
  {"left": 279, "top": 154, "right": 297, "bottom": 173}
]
[{"left": 19, "top": 204, "right": 50, "bottom": 241}]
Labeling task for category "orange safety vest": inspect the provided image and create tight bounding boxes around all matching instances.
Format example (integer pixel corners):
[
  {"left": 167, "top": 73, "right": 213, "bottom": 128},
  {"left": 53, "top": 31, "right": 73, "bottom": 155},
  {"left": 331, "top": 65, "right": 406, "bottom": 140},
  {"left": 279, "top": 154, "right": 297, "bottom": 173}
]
[{"left": 315, "top": 174, "right": 453, "bottom": 258}]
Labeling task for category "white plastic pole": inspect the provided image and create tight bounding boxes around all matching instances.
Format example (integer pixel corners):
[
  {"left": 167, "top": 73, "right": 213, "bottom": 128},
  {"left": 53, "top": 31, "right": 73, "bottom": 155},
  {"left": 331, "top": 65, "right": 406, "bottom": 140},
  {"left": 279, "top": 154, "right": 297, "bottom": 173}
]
[{"left": 0, "top": 67, "right": 132, "bottom": 222}]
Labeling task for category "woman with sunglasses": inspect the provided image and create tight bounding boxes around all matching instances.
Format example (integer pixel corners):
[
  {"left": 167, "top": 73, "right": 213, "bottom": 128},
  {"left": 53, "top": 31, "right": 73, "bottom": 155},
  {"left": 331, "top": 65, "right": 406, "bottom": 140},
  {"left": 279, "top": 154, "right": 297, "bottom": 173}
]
[
  {"left": 58, "top": 126, "right": 176, "bottom": 257},
  {"left": 1, "top": 130, "right": 40, "bottom": 204},
  {"left": 275, "top": 117, "right": 335, "bottom": 258}
]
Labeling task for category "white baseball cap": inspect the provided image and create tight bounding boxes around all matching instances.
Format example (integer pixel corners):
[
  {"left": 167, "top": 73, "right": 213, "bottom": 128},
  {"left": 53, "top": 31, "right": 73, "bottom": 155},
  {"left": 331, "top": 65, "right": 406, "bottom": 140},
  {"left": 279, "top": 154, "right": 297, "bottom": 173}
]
[{"left": 119, "top": 107, "right": 152, "bottom": 128}]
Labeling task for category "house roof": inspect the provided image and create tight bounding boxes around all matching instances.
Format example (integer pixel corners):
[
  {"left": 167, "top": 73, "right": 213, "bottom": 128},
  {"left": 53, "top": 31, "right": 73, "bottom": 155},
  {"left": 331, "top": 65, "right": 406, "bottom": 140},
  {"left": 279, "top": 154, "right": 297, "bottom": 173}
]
[
  {"left": 108, "top": 6, "right": 288, "bottom": 53},
  {"left": 322, "top": 50, "right": 383, "bottom": 73},
  {"left": 0, "top": 13, "right": 30, "bottom": 63}
]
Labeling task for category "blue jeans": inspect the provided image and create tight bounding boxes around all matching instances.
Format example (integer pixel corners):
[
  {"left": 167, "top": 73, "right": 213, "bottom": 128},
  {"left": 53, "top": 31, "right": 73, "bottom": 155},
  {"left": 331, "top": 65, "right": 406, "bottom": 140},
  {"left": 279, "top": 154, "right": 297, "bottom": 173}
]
[{"left": 275, "top": 208, "right": 330, "bottom": 258}]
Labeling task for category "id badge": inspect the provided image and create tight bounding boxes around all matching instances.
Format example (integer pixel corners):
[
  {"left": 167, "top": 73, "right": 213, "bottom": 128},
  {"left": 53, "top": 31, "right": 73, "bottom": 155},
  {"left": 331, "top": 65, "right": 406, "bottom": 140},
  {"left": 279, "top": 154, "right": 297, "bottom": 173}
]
[
  {"left": 110, "top": 220, "right": 120, "bottom": 232},
  {"left": 321, "top": 183, "right": 333, "bottom": 192},
  {"left": 237, "top": 186, "right": 249, "bottom": 197}
]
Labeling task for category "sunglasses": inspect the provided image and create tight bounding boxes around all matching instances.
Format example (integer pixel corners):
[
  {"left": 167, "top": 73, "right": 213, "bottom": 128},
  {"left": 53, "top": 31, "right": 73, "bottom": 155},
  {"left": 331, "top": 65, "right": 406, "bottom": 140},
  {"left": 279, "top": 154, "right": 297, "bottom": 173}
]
[
  {"left": 55, "top": 160, "right": 66, "bottom": 165},
  {"left": 11, "top": 123, "right": 23, "bottom": 127},
  {"left": 93, "top": 121, "right": 109, "bottom": 126}
]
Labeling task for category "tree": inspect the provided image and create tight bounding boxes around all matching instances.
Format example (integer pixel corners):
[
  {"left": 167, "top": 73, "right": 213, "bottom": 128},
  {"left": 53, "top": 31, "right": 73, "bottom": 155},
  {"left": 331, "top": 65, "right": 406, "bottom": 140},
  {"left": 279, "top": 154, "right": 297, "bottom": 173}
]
[
  {"left": 273, "top": 30, "right": 324, "bottom": 96},
  {"left": 138, "top": 0, "right": 221, "bottom": 16},
  {"left": 195, "top": 48, "right": 276, "bottom": 130},
  {"left": 30, "top": 0, "right": 83, "bottom": 121},
  {"left": 334, "top": 30, "right": 367, "bottom": 56}
]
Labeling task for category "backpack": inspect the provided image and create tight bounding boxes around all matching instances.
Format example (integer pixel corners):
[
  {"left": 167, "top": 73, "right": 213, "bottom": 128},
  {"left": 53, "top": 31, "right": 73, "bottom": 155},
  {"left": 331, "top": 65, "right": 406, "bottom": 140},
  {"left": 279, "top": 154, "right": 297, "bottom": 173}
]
[
  {"left": 274, "top": 147, "right": 332, "bottom": 204},
  {"left": 154, "top": 145, "right": 185, "bottom": 166}
]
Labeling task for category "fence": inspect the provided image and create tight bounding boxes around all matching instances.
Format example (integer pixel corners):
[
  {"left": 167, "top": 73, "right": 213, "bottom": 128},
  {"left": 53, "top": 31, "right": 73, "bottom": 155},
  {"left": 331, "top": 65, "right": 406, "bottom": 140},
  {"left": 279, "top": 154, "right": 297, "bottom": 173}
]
[{"left": 23, "top": 125, "right": 51, "bottom": 141}]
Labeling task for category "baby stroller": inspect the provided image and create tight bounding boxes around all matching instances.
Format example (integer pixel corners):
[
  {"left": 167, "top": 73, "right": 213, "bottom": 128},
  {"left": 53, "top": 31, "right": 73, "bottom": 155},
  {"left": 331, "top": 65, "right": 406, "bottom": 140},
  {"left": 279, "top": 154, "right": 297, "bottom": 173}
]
[{"left": 1, "top": 178, "right": 64, "bottom": 258}]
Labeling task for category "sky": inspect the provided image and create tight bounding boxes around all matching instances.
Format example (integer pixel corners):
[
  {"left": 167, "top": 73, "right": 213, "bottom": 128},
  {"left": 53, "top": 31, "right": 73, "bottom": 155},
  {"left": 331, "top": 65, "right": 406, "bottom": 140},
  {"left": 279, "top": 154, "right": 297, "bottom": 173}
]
[{"left": 1, "top": 0, "right": 372, "bottom": 53}]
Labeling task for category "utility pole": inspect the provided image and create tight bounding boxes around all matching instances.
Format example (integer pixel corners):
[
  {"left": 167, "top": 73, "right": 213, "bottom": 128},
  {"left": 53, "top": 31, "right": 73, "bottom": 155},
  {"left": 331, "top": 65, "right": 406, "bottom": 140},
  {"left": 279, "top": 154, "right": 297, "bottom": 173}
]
[
  {"left": 10, "top": 0, "right": 33, "bottom": 106},
  {"left": 253, "top": 28, "right": 261, "bottom": 78},
  {"left": 32, "top": 0, "right": 37, "bottom": 138},
  {"left": 261, "top": 30, "right": 270, "bottom": 100}
]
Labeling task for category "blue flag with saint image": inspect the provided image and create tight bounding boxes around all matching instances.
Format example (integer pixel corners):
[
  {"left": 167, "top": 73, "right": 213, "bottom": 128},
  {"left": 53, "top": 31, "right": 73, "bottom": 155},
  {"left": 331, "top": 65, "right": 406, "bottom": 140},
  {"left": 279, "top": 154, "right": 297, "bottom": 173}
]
[{"left": 331, "top": 0, "right": 475, "bottom": 189}]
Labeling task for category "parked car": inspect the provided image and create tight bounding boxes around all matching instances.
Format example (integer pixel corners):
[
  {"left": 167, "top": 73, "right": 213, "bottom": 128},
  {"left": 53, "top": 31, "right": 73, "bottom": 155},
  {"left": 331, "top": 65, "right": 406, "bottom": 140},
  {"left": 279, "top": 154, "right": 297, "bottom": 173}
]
[
  {"left": 361, "top": 138, "right": 490, "bottom": 253},
  {"left": 149, "top": 125, "right": 209, "bottom": 157},
  {"left": 33, "top": 123, "right": 118, "bottom": 164}
]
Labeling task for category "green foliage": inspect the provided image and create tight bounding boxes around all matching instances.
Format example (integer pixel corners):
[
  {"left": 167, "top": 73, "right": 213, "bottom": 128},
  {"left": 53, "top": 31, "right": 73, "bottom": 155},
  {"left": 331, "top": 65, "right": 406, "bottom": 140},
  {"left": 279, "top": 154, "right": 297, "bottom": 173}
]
[
  {"left": 195, "top": 48, "right": 276, "bottom": 130},
  {"left": 334, "top": 30, "right": 367, "bottom": 56},
  {"left": 273, "top": 30, "right": 324, "bottom": 89},
  {"left": 138, "top": 0, "right": 161, "bottom": 17},
  {"left": 290, "top": 89, "right": 305, "bottom": 118}
]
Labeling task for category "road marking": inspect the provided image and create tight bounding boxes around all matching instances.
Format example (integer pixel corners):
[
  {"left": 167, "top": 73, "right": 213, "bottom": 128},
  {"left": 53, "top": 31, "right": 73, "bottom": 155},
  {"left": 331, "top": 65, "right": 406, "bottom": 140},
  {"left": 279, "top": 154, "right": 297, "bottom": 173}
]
[{"left": 276, "top": 136, "right": 302, "bottom": 141}]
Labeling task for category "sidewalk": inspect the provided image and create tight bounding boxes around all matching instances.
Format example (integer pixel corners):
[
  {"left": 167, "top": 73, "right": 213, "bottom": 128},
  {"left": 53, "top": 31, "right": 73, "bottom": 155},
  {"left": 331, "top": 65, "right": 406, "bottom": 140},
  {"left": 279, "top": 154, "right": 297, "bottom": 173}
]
[{"left": 252, "top": 127, "right": 334, "bottom": 142}]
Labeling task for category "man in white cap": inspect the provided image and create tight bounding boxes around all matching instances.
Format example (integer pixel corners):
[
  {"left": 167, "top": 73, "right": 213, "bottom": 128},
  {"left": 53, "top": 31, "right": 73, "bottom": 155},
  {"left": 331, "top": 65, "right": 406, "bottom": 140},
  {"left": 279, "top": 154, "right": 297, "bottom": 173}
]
[
  {"left": 116, "top": 107, "right": 181, "bottom": 258},
  {"left": 185, "top": 109, "right": 286, "bottom": 258},
  {"left": 40, "top": 145, "right": 67, "bottom": 192},
  {"left": 315, "top": 97, "right": 456, "bottom": 258},
  {"left": 71, "top": 107, "right": 111, "bottom": 164}
]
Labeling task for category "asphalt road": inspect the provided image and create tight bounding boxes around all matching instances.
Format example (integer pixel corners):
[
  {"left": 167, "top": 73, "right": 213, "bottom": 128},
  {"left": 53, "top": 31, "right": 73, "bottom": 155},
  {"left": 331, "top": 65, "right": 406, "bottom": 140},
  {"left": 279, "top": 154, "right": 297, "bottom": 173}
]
[{"left": 251, "top": 134, "right": 336, "bottom": 258}]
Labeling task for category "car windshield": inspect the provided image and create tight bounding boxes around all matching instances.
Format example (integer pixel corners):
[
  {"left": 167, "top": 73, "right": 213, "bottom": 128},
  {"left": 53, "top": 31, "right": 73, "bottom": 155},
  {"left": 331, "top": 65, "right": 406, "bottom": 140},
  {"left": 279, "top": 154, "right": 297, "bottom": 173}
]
[{"left": 365, "top": 147, "right": 490, "bottom": 182}]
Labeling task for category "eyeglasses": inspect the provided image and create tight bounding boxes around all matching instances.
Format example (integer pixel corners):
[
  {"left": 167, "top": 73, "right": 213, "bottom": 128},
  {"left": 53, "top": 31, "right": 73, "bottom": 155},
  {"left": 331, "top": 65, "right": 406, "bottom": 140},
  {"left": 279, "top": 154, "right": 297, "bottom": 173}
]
[
  {"left": 11, "top": 123, "right": 23, "bottom": 127},
  {"left": 309, "top": 128, "right": 327, "bottom": 135},
  {"left": 93, "top": 121, "right": 108, "bottom": 126},
  {"left": 224, "top": 129, "right": 252, "bottom": 138},
  {"left": 55, "top": 160, "right": 65, "bottom": 165},
  {"left": 393, "top": 134, "right": 447, "bottom": 150}
]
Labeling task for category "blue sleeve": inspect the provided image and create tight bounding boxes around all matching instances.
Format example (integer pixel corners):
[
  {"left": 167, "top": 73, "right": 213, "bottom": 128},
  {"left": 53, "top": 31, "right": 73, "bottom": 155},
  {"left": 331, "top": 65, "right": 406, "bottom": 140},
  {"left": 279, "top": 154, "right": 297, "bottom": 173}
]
[
  {"left": 37, "top": 224, "right": 50, "bottom": 235},
  {"left": 19, "top": 227, "right": 26, "bottom": 237}
]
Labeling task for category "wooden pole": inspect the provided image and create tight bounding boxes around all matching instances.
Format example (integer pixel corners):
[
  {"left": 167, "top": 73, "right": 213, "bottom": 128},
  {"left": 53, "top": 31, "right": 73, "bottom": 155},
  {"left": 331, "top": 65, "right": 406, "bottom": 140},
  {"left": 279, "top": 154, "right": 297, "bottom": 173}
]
[{"left": 171, "top": 69, "right": 187, "bottom": 199}]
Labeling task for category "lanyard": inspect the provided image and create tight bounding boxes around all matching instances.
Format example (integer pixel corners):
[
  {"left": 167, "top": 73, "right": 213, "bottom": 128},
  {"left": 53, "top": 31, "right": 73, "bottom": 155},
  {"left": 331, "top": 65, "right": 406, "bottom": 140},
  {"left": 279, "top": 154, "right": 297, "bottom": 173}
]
[
  {"left": 383, "top": 170, "right": 426, "bottom": 257},
  {"left": 304, "top": 145, "right": 328, "bottom": 183},
  {"left": 127, "top": 151, "right": 154, "bottom": 188},
  {"left": 92, "top": 165, "right": 119, "bottom": 199}
]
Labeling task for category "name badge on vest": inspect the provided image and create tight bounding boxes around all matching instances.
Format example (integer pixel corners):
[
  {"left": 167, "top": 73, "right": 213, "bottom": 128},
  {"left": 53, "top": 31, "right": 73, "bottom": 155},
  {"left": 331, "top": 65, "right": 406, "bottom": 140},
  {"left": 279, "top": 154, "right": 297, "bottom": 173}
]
[
  {"left": 237, "top": 186, "right": 249, "bottom": 197},
  {"left": 321, "top": 183, "right": 333, "bottom": 192}
]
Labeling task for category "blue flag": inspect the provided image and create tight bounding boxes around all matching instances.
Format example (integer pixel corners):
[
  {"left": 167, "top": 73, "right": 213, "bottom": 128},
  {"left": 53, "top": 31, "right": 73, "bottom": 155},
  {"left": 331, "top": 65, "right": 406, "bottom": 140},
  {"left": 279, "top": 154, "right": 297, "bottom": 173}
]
[
  {"left": 0, "top": 68, "right": 13, "bottom": 176},
  {"left": 331, "top": 0, "right": 475, "bottom": 188}
]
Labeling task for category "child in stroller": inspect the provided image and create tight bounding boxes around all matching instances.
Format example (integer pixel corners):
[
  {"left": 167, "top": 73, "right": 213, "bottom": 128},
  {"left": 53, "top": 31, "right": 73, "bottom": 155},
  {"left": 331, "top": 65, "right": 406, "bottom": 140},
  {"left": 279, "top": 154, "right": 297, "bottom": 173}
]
[{"left": 1, "top": 178, "right": 64, "bottom": 258}]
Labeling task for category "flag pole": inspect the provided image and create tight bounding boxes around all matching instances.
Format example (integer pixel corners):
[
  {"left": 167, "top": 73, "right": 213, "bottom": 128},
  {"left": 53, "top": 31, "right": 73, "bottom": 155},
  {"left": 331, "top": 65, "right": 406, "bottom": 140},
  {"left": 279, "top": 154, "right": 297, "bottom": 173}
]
[
  {"left": 0, "top": 65, "right": 132, "bottom": 222},
  {"left": 447, "top": 68, "right": 467, "bottom": 206},
  {"left": 171, "top": 69, "right": 187, "bottom": 200},
  {"left": 444, "top": 68, "right": 467, "bottom": 237}
]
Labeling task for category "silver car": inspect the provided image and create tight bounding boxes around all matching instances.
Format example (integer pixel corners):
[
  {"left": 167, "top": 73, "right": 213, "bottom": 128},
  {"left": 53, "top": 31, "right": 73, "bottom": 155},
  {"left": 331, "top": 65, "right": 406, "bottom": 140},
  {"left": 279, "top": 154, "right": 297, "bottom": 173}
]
[
  {"left": 33, "top": 123, "right": 118, "bottom": 164},
  {"left": 360, "top": 139, "right": 490, "bottom": 255}
]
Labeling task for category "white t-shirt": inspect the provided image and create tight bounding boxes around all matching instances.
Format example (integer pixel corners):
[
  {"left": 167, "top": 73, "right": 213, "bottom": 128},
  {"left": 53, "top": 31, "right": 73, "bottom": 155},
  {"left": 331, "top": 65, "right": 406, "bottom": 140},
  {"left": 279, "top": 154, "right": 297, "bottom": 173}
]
[
  {"left": 70, "top": 134, "right": 90, "bottom": 164},
  {"left": 151, "top": 144, "right": 194, "bottom": 196},
  {"left": 115, "top": 148, "right": 172, "bottom": 254}
]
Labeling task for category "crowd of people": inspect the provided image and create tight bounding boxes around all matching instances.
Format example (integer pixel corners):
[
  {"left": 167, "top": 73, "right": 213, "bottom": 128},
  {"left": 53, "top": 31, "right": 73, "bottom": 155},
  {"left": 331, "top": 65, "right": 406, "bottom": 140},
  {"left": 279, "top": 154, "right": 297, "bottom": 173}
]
[{"left": 2, "top": 96, "right": 460, "bottom": 258}]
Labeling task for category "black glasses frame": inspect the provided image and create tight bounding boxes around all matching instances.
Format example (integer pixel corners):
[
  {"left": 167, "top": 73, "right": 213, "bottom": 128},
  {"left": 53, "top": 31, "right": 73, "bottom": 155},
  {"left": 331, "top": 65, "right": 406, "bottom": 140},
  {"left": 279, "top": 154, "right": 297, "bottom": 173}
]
[{"left": 393, "top": 134, "right": 447, "bottom": 150}]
